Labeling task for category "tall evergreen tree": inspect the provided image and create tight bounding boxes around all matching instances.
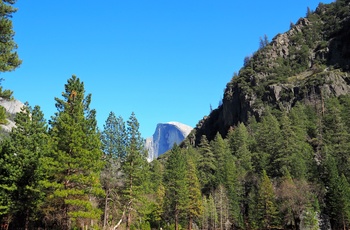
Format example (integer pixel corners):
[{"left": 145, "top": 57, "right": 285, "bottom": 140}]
[
  {"left": 0, "top": 138, "right": 17, "bottom": 228},
  {"left": 0, "top": 104, "right": 48, "bottom": 229},
  {"left": 101, "top": 112, "right": 127, "bottom": 160},
  {"left": 256, "top": 170, "right": 280, "bottom": 229},
  {"left": 223, "top": 149, "right": 241, "bottom": 227},
  {"left": 254, "top": 112, "right": 281, "bottom": 175},
  {"left": 198, "top": 135, "right": 216, "bottom": 194},
  {"left": 44, "top": 76, "right": 104, "bottom": 229},
  {"left": 9, "top": 105, "right": 48, "bottom": 229},
  {"left": 185, "top": 154, "right": 203, "bottom": 230},
  {"left": 100, "top": 111, "right": 126, "bottom": 229},
  {"left": 122, "top": 112, "right": 148, "bottom": 230},
  {"left": 163, "top": 145, "right": 188, "bottom": 230},
  {"left": 323, "top": 98, "right": 350, "bottom": 177},
  {"left": 324, "top": 155, "right": 350, "bottom": 229},
  {"left": 211, "top": 132, "right": 229, "bottom": 186}
]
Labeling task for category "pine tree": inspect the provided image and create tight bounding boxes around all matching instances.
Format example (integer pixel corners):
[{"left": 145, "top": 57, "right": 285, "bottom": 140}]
[
  {"left": 0, "top": 0, "right": 21, "bottom": 127},
  {"left": 277, "top": 112, "right": 312, "bottom": 179},
  {"left": 44, "top": 76, "right": 104, "bottom": 229},
  {"left": 254, "top": 112, "right": 281, "bottom": 175},
  {"left": 339, "top": 174, "right": 350, "bottom": 229},
  {"left": 149, "top": 159, "right": 165, "bottom": 228},
  {"left": 100, "top": 112, "right": 126, "bottom": 229},
  {"left": 227, "top": 123, "right": 253, "bottom": 179},
  {"left": 198, "top": 135, "right": 216, "bottom": 194},
  {"left": 185, "top": 154, "right": 203, "bottom": 230},
  {"left": 323, "top": 98, "right": 350, "bottom": 177},
  {"left": 122, "top": 112, "right": 149, "bottom": 230},
  {"left": 101, "top": 112, "right": 127, "bottom": 160},
  {"left": 324, "top": 155, "right": 350, "bottom": 229},
  {"left": 223, "top": 149, "right": 241, "bottom": 227},
  {"left": 0, "top": 0, "right": 21, "bottom": 73},
  {"left": 211, "top": 132, "right": 229, "bottom": 186},
  {"left": 256, "top": 170, "right": 279, "bottom": 229},
  {"left": 163, "top": 145, "right": 188, "bottom": 230},
  {"left": 9, "top": 104, "right": 48, "bottom": 229},
  {"left": 0, "top": 139, "right": 20, "bottom": 228}
]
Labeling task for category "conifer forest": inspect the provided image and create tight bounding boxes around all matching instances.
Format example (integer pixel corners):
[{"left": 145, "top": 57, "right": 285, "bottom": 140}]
[{"left": 1, "top": 0, "right": 350, "bottom": 229}]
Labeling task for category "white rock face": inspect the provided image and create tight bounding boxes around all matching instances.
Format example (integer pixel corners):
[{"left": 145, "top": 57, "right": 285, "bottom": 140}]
[
  {"left": 145, "top": 122, "right": 192, "bottom": 161},
  {"left": 0, "top": 97, "right": 24, "bottom": 132}
]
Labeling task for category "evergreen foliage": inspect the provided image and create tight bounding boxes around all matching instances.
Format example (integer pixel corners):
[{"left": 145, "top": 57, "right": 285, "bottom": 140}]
[
  {"left": 122, "top": 112, "right": 149, "bottom": 230},
  {"left": 0, "top": 0, "right": 21, "bottom": 73},
  {"left": 43, "top": 76, "right": 104, "bottom": 229},
  {"left": 163, "top": 145, "right": 188, "bottom": 230},
  {"left": 2, "top": 1, "right": 350, "bottom": 229}
]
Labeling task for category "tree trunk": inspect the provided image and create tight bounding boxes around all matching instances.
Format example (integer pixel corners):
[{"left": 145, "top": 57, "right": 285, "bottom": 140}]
[
  {"left": 25, "top": 209, "right": 29, "bottom": 230},
  {"left": 188, "top": 215, "right": 193, "bottom": 230},
  {"left": 175, "top": 205, "right": 179, "bottom": 230},
  {"left": 103, "top": 189, "right": 109, "bottom": 230}
]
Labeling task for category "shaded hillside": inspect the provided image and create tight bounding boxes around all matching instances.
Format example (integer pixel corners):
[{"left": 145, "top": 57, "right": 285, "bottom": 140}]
[{"left": 192, "top": 0, "right": 350, "bottom": 145}]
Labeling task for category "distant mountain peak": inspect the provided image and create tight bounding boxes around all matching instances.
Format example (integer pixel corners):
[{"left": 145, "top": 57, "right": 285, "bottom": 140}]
[{"left": 145, "top": 122, "right": 192, "bottom": 162}]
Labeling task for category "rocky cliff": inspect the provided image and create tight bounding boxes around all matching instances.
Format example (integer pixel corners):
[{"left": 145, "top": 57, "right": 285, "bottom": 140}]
[
  {"left": 0, "top": 97, "right": 24, "bottom": 133},
  {"left": 192, "top": 0, "right": 350, "bottom": 145},
  {"left": 145, "top": 122, "right": 192, "bottom": 161}
]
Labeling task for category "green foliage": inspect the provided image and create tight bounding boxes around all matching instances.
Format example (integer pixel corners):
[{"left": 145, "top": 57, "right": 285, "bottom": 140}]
[
  {"left": 43, "top": 76, "right": 104, "bottom": 229},
  {"left": 256, "top": 170, "right": 280, "bottom": 229},
  {"left": 0, "top": 0, "right": 21, "bottom": 73},
  {"left": 0, "top": 87, "right": 13, "bottom": 99},
  {"left": 197, "top": 135, "right": 216, "bottom": 194},
  {"left": 122, "top": 112, "right": 149, "bottom": 230},
  {"left": 0, "top": 105, "right": 8, "bottom": 125},
  {"left": 100, "top": 112, "right": 127, "bottom": 229},
  {"left": 163, "top": 145, "right": 188, "bottom": 230},
  {"left": 0, "top": 104, "right": 48, "bottom": 229}
]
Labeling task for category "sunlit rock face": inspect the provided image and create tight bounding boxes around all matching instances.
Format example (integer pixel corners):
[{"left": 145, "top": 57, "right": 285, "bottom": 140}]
[
  {"left": 0, "top": 97, "right": 24, "bottom": 133},
  {"left": 145, "top": 122, "right": 192, "bottom": 162}
]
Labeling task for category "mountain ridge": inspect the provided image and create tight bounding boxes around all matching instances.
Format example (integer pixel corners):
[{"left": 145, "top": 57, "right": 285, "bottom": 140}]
[{"left": 190, "top": 0, "right": 350, "bottom": 145}]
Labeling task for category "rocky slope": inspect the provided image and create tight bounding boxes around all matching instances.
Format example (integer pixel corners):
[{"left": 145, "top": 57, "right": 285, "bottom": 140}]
[
  {"left": 145, "top": 122, "right": 192, "bottom": 161},
  {"left": 0, "top": 97, "right": 24, "bottom": 133},
  {"left": 191, "top": 0, "right": 350, "bottom": 145}
]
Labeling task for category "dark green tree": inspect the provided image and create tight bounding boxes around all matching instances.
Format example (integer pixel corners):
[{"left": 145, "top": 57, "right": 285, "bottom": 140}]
[
  {"left": 9, "top": 104, "right": 48, "bottom": 229},
  {"left": 44, "top": 76, "right": 104, "bottom": 229},
  {"left": 198, "top": 135, "right": 216, "bottom": 194},
  {"left": 323, "top": 98, "right": 350, "bottom": 177},
  {"left": 185, "top": 154, "right": 203, "bottom": 230},
  {"left": 324, "top": 155, "right": 350, "bottom": 229},
  {"left": 211, "top": 132, "right": 229, "bottom": 186},
  {"left": 253, "top": 111, "right": 281, "bottom": 175},
  {"left": 163, "top": 145, "right": 188, "bottom": 230}
]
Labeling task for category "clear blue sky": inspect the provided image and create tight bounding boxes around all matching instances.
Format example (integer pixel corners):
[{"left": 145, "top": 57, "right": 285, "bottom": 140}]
[{"left": 3, "top": 0, "right": 333, "bottom": 138}]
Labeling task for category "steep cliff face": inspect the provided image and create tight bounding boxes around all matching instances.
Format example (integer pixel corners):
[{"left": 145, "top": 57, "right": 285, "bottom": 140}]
[
  {"left": 145, "top": 122, "right": 192, "bottom": 161},
  {"left": 192, "top": 0, "right": 350, "bottom": 144},
  {"left": 0, "top": 97, "right": 24, "bottom": 133}
]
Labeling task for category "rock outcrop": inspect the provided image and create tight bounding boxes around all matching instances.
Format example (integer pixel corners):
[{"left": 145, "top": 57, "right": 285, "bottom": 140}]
[
  {"left": 0, "top": 97, "right": 24, "bottom": 133},
  {"left": 191, "top": 1, "right": 350, "bottom": 145},
  {"left": 145, "top": 122, "right": 192, "bottom": 161}
]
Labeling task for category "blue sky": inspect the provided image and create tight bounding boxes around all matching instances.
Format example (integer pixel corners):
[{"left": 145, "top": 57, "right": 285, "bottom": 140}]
[{"left": 3, "top": 0, "right": 333, "bottom": 138}]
